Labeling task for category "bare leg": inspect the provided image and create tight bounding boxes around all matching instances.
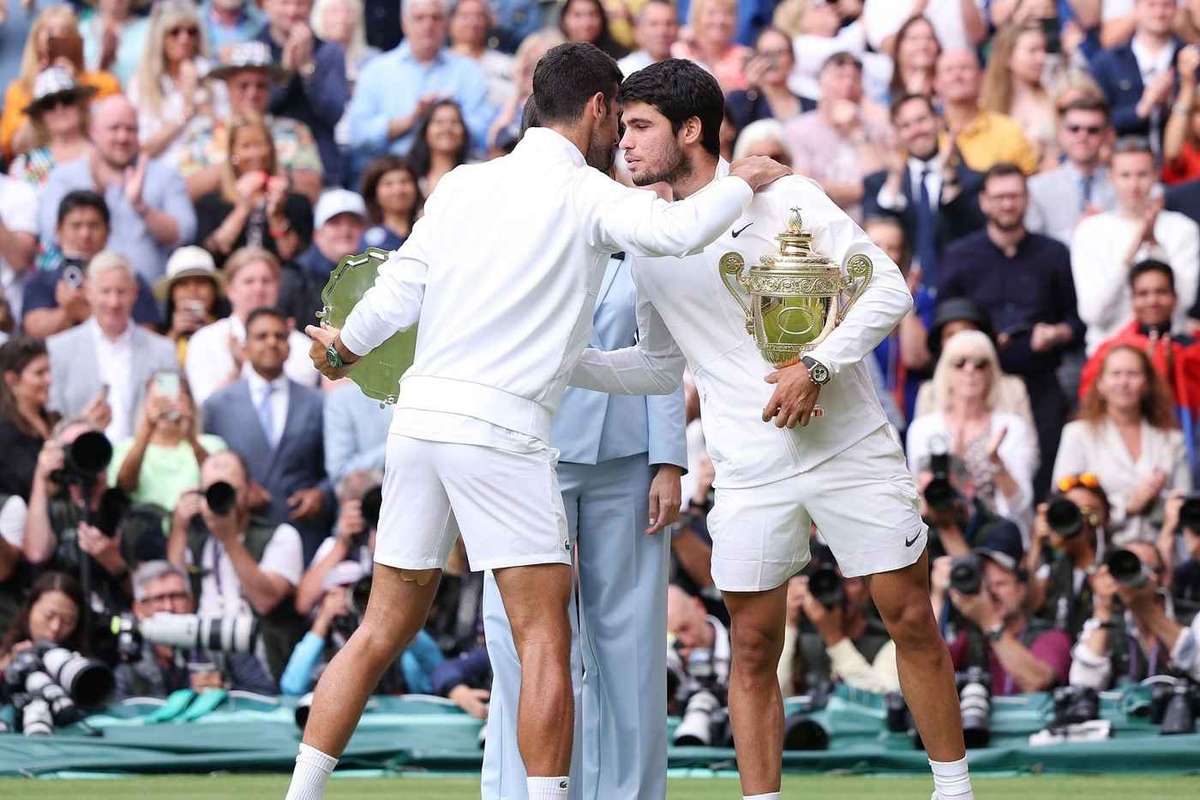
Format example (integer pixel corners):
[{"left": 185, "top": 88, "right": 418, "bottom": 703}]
[
  {"left": 301, "top": 565, "right": 442, "bottom": 756},
  {"left": 493, "top": 562, "right": 574, "bottom": 777},
  {"left": 868, "top": 551, "right": 966, "bottom": 762},
  {"left": 722, "top": 583, "right": 788, "bottom": 796}
]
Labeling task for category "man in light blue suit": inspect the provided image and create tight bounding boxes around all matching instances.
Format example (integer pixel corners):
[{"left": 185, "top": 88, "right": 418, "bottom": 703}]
[{"left": 481, "top": 252, "right": 686, "bottom": 800}]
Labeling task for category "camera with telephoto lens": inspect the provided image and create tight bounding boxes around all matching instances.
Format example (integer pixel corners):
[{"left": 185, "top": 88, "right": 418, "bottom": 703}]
[
  {"left": 1178, "top": 494, "right": 1200, "bottom": 534},
  {"left": 807, "top": 567, "right": 844, "bottom": 610},
  {"left": 1149, "top": 678, "right": 1200, "bottom": 735},
  {"left": 1046, "top": 497, "right": 1085, "bottom": 538},
  {"left": 331, "top": 575, "right": 373, "bottom": 642},
  {"left": 923, "top": 437, "right": 960, "bottom": 512},
  {"left": 50, "top": 430, "right": 113, "bottom": 487},
  {"left": 1053, "top": 685, "right": 1100, "bottom": 726},
  {"left": 10, "top": 693, "right": 53, "bottom": 736},
  {"left": 204, "top": 481, "right": 237, "bottom": 516},
  {"left": 671, "top": 646, "right": 731, "bottom": 747},
  {"left": 949, "top": 554, "right": 984, "bottom": 595},
  {"left": 108, "top": 612, "right": 259, "bottom": 655},
  {"left": 4, "top": 645, "right": 114, "bottom": 713},
  {"left": 956, "top": 666, "right": 992, "bottom": 748},
  {"left": 360, "top": 485, "right": 383, "bottom": 532},
  {"left": 1105, "top": 549, "right": 1151, "bottom": 589}
]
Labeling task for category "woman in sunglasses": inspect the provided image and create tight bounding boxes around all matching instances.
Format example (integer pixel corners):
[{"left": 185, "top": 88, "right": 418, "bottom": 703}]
[
  {"left": 129, "top": 0, "right": 211, "bottom": 168},
  {"left": 1054, "top": 344, "right": 1190, "bottom": 544},
  {"left": 907, "top": 330, "right": 1039, "bottom": 533}
]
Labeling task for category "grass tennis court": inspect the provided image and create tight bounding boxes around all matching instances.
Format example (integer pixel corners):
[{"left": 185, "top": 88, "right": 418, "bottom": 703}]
[{"left": 0, "top": 774, "right": 1197, "bottom": 799}]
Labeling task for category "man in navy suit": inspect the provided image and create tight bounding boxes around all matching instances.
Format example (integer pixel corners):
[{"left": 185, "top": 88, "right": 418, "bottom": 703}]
[
  {"left": 862, "top": 93, "right": 984, "bottom": 291},
  {"left": 1089, "top": 0, "right": 1181, "bottom": 147},
  {"left": 202, "top": 308, "right": 333, "bottom": 562},
  {"left": 481, "top": 252, "right": 687, "bottom": 800}
]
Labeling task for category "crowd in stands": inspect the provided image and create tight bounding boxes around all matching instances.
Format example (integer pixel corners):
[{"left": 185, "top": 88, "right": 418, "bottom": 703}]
[{"left": 1, "top": 0, "right": 1200, "bottom": 730}]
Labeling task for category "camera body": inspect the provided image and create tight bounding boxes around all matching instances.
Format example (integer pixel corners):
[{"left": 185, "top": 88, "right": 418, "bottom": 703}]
[
  {"left": 949, "top": 554, "right": 983, "bottom": 595},
  {"left": 3, "top": 643, "right": 115, "bottom": 733},
  {"left": 669, "top": 644, "right": 731, "bottom": 748},
  {"left": 1150, "top": 678, "right": 1200, "bottom": 735},
  {"left": 1178, "top": 494, "right": 1200, "bottom": 535},
  {"left": 924, "top": 443, "right": 961, "bottom": 513},
  {"left": 1053, "top": 685, "right": 1100, "bottom": 726},
  {"left": 807, "top": 567, "right": 844, "bottom": 610}
]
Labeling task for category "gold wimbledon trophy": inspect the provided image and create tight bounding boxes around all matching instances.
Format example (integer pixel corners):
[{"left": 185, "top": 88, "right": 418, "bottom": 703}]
[
  {"left": 719, "top": 208, "right": 873, "bottom": 366},
  {"left": 318, "top": 247, "right": 417, "bottom": 404}
]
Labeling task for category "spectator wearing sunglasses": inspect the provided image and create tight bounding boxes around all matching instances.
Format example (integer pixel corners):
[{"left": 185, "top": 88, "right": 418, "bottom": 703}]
[
  {"left": 940, "top": 163, "right": 1085, "bottom": 496},
  {"left": 1026, "top": 95, "right": 1118, "bottom": 246},
  {"left": 1054, "top": 345, "right": 1190, "bottom": 545},
  {"left": 908, "top": 330, "right": 1039, "bottom": 539}
]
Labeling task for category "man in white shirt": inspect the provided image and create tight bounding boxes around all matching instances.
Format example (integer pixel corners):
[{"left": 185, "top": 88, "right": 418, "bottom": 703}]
[
  {"left": 0, "top": 174, "right": 38, "bottom": 324},
  {"left": 570, "top": 59, "right": 974, "bottom": 800},
  {"left": 288, "top": 43, "right": 785, "bottom": 800},
  {"left": 617, "top": 0, "right": 678, "bottom": 76},
  {"left": 186, "top": 247, "right": 318, "bottom": 405},
  {"left": 1071, "top": 136, "right": 1200, "bottom": 352}
]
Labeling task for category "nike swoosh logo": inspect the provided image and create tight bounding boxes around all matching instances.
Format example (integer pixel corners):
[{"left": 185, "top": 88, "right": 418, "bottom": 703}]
[
  {"left": 905, "top": 532, "right": 922, "bottom": 547},
  {"left": 732, "top": 222, "right": 754, "bottom": 238}
]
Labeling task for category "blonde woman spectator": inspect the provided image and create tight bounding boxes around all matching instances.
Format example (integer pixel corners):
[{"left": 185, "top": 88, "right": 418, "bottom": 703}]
[
  {"left": 109, "top": 372, "right": 225, "bottom": 512},
  {"left": 486, "top": 29, "right": 564, "bottom": 153},
  {"left": 310, "top": 0, "right": 379, "bottom": 85},
  {"left": 981, "top": 22, "right": 1061, "bottom": 171},
  {"left": 449, "top": 0, "right": 515, "bottom": 109},
  {"left": 1053, "top": 344, "right": 1191, "bottom": 544},
  {"left": 0, "top": 5, "right": 119, "bottom": 159},
  {"left": 731, "top": 118, "right": 793, "bottom": 164},
  {"left": 130, "top": 0, "right": 213, "bottom": 167},
  {"left": 80, "top": 0, "right": 151, "bottom": 87},
  {"left": 672, "top": 0, "right": 751, "bottom": 93},
  {"left": 907, "top": 330, "right": 1039, "bottom": 532},
  {"left": 7, "top": 67, "right": 94, "bottom": 188}
]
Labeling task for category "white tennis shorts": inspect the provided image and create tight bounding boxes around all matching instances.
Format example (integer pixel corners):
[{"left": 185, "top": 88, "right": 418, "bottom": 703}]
[
  {"left": 374, "top": 434, "right": 572, "bottom": 572},
  {"left": 707, "top": 425, "right": 927, "bottom": 592}
]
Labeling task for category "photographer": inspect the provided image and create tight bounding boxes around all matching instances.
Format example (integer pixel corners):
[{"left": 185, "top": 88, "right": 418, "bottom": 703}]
[
  {"left": 1027, "top": 474, "right": 1109, "bottom": 637},
  {"left": 23, "top": 418, "right": 133, "bottom": 613},
  {"left": 113, "top": 560, "right": 275, "bottom": 700},
  {"left": 166, "top": 449, "right": 305, "bottom": 680},
  {"left": 294, "top": 469, "right": 378, "bottom": 618},
  {"left": 1159, "top": 492, "right": 1200, "bottom": 606},
  {"left": 942, "top": 538, "right": 1071, "bottom": 696},
  {"left": 0, "top": 572, "right": 86, "bottom": 673},
  {"left": 782, "top": 570, "right": 898, "bottom": 695},
  {"left": 1070, "top": 542, "right": 1175, "bottom": 690},
  {"left": 1109, "top": 564, "right": 1200, "bottom": 685},
  {"left": 666, "top": 584, "right": 730, "bottom": 706}
]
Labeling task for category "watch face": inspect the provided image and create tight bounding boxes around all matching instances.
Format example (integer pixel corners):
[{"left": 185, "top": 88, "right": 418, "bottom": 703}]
[{"left": 809, "top": 362, "right": 829, "bottom": 383}]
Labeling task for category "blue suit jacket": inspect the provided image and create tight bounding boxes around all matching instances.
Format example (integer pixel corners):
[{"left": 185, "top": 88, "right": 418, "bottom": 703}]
[
  {"left": 202, "top": 377, "right": 334, "bottom": 556},
  {"left": 1090, "top": 41, "right": 1181, "bottom": 138},
  {"left": 552, "top": 255, "right": 687, "bottom": 469}
]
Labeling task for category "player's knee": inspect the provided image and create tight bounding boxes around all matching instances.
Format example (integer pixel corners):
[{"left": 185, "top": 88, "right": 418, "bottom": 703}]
[
  {"left": 352, "top": 618, "right": 410, "bottom": 668},
  {"left": 730, "top": 622, "right": 784, "bottom": 677},
  {"left": 880, "top": 595, "right": 938, "bottom": 650}
]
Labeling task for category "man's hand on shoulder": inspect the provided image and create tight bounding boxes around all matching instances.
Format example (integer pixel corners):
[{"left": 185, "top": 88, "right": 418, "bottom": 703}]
[{"left": 729, "top": 156, "right": 792, "bottom": 192}]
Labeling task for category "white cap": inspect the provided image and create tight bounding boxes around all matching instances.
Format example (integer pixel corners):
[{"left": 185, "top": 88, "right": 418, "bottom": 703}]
[
  {"left": 321, "top": 561, "right": 367, "bottom": 592},
  {"left": 314, "top": 189, "right": 367, "bottom": 228}
]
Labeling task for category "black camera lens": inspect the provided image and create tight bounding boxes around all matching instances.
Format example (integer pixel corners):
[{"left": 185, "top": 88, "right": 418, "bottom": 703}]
[
  {"left": 949, "top": 555, "right": 983, "bottom": 595},
  {"left": 1046, "top": 497, "right": 1084, "bottom": 537},
  {"left": 361, "top": 485, "right": 383, "bottom": 531},
  {"left": 808, "top": 567, "right": 844, "bottom": 609},
  {"left": 1180, "top": 496, "right": 1200, "bottom": 532},
  {"left": 1105, "top": 548, "right": 1147, "bottom": 589},
  {"left": 204, "top": 481, "right": 237, "bottom": 516},
  {"left": 924, "top": 478, "right": 960, "bottom": 511},
  {"left": 67, "top": 431, "right": 113, "bottom": 475}
]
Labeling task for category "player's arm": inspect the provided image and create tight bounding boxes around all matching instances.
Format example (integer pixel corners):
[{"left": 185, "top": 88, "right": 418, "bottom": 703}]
[
  {"left": 570, "top": 292, "right": 685, "bottom": 395},
  {"left": 797, "top": 178, "right": 914, "bottom": 379},
  {"left": 584, "top": 158, "right": 786, "bottom": 258}
]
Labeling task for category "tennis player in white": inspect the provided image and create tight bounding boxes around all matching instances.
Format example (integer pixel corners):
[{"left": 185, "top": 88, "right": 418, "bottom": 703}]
[
  {"left": 284, "top": 44, "right": 787, "bottom": 800},
  {"left": 570, "top": 60, "right": 975, "bottom": 800}
]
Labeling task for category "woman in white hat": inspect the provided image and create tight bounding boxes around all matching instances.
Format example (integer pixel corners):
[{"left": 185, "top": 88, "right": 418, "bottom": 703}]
[
  {"left": 8, "top": 66, "right": 95, "bottom": 187},
  {"left": 129, "top": 0, "right": 214, "bottom": 168},
  {"left": 155, "top": 245, "right": 226, "bottom": 365},
  {"left": 0, "top": 5, "right": 118, "bottom": 159}
]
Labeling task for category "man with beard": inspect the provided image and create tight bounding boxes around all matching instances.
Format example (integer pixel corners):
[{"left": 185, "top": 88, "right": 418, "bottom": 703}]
[
  {"left": 569, "top": 58, "right": 975, "bottom": 800},
  {"left": 940, "top": 163, "right": 1084, "bottom": 493},
  {"left": 285, "top": 43, "right": 786, "bottom": 800}
]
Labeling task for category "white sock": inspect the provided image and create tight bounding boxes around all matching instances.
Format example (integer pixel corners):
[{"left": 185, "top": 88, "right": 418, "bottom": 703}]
[
  {"left": 284, "top": 743, "right": 338, "bottom": 800},
  {"left": 743, "top": 793, "right": 781, "bottom": 800},
  {"left": 929, "top": 756, "right": 974, "bottom": 799},
  {"left": 526, "top": 776, "right": 569, "bottom": 799}
]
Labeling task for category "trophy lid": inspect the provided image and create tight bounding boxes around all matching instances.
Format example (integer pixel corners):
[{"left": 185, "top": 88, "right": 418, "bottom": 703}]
[{"left": 759, "top": 207, "right": 836, "bottom": 272}]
